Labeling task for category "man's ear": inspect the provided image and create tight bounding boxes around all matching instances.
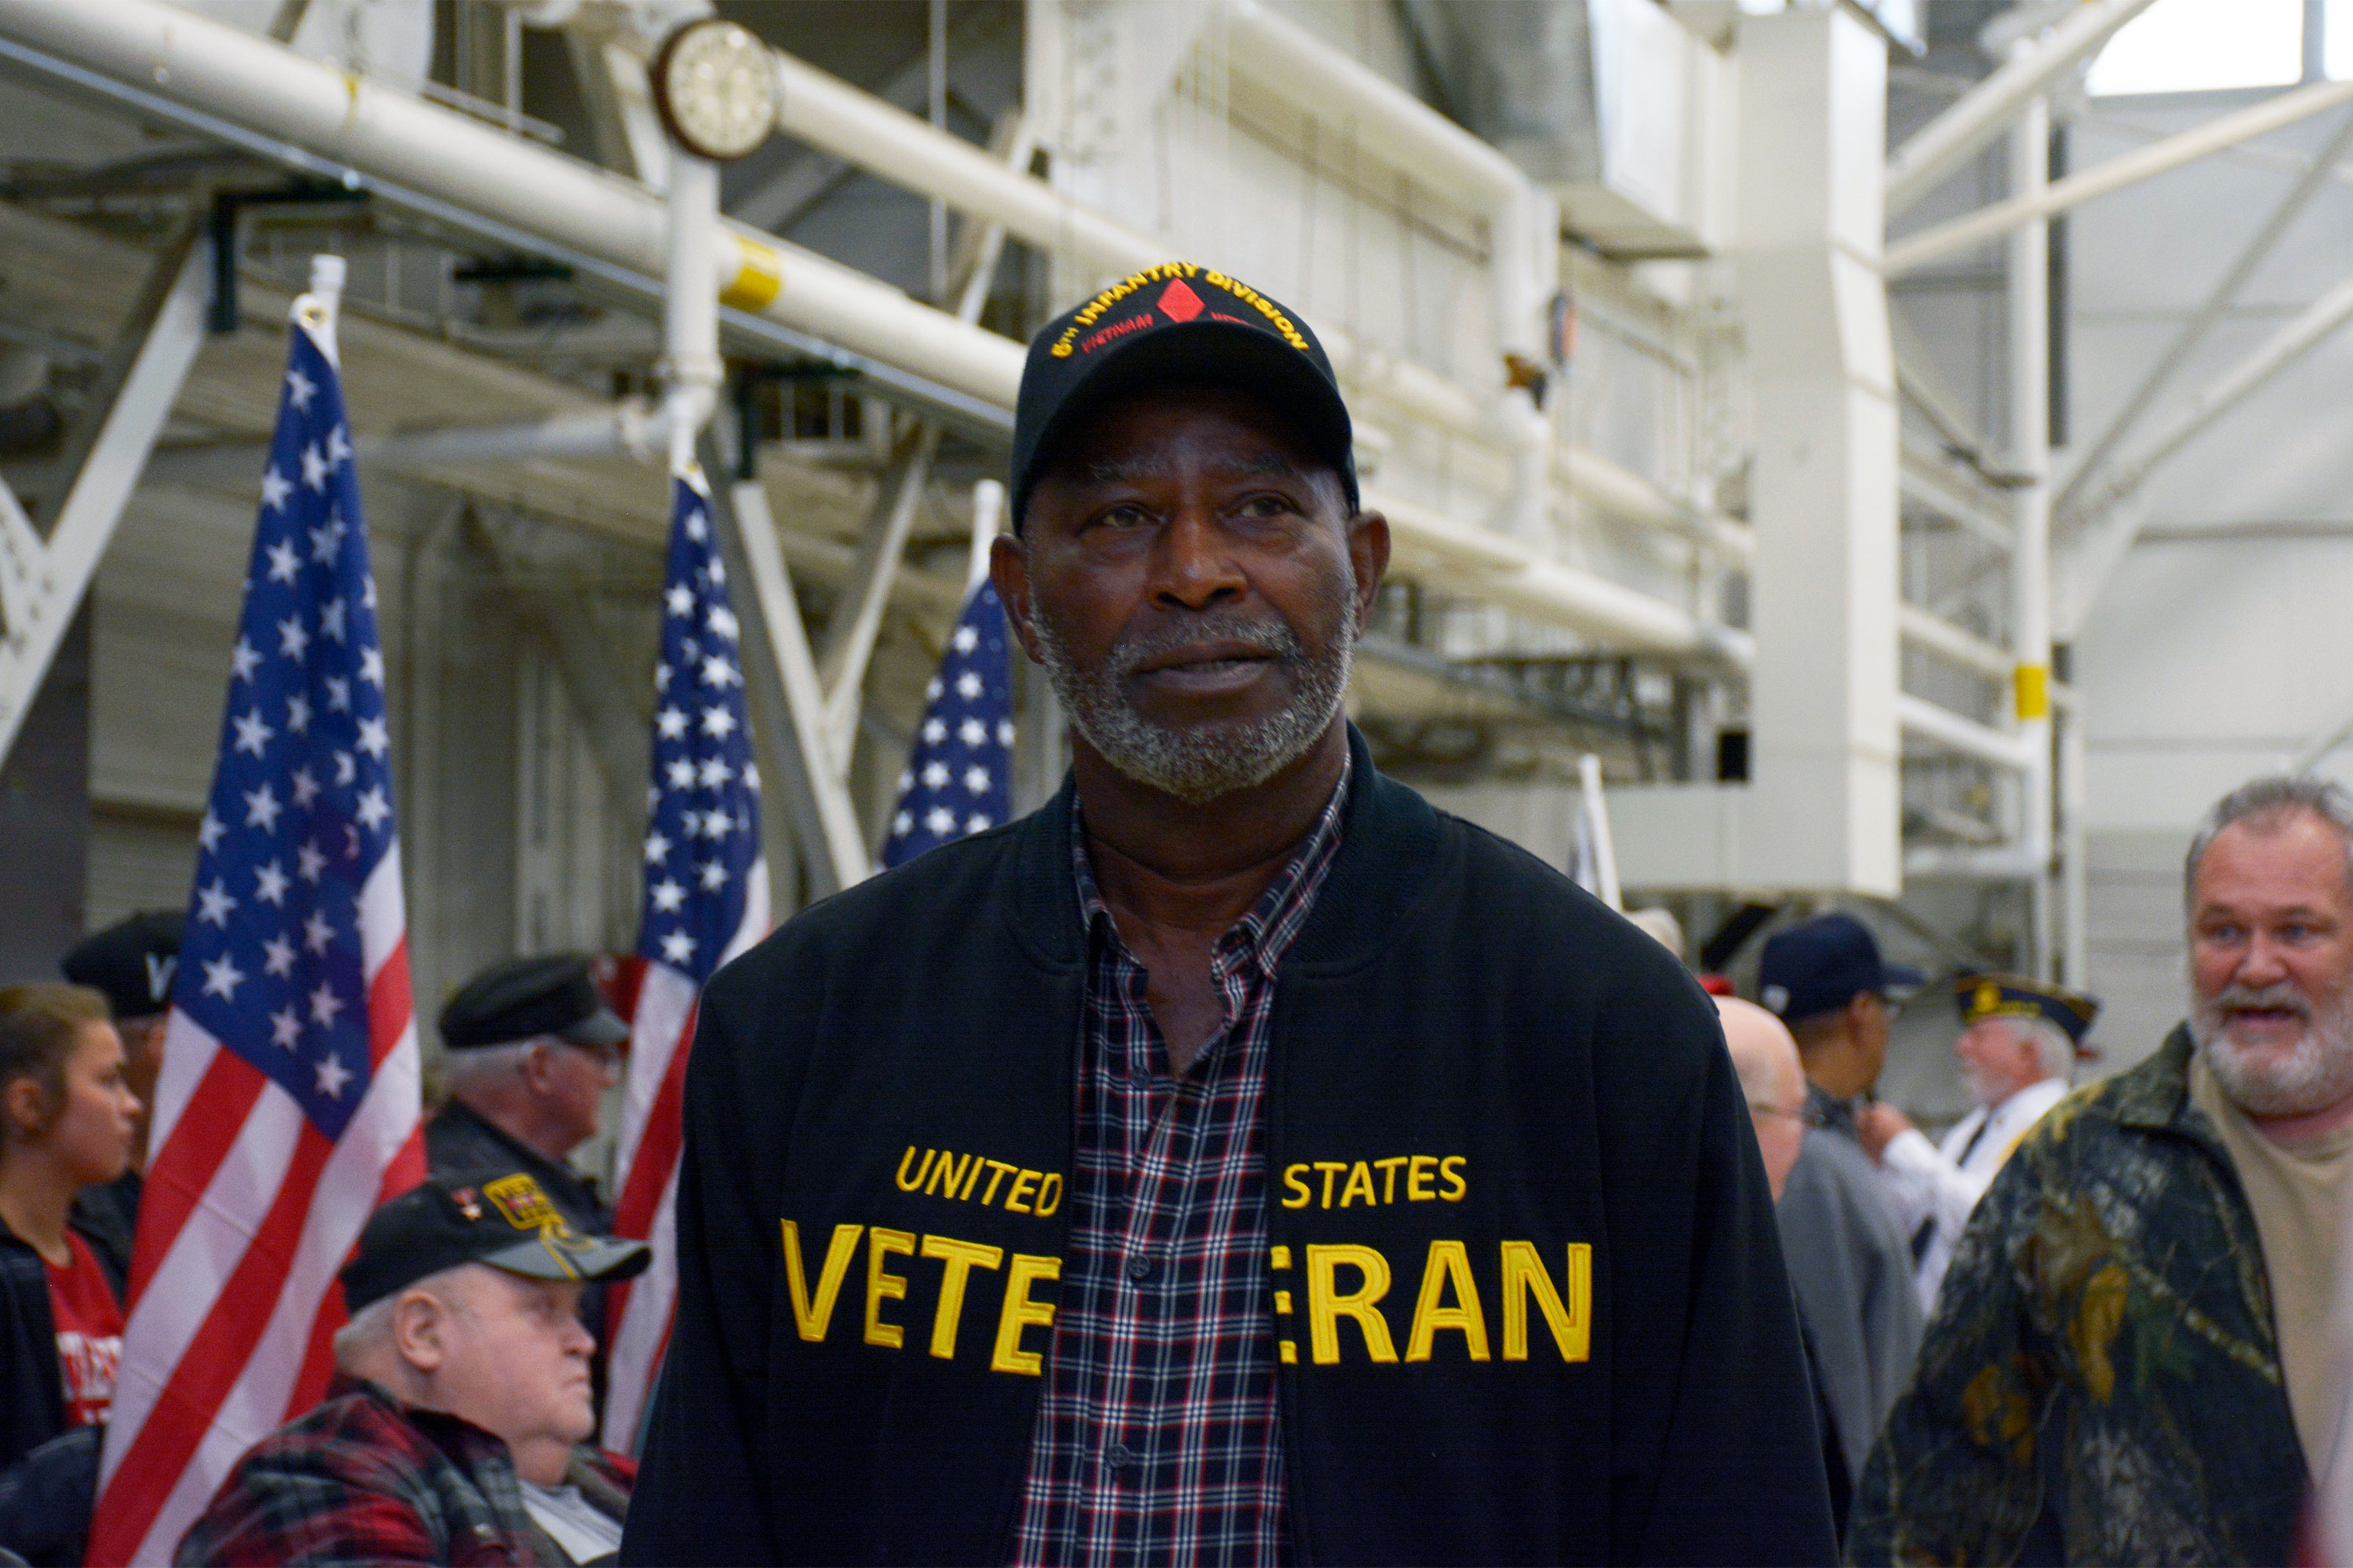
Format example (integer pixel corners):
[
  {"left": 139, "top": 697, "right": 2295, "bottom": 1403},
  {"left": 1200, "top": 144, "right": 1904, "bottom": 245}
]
[
  {"left": 518, "top": 1039, "right": 556, "bottom": 1096},
  {"left": 990, "top": 532, "right": 1043, "bottom": 666},
  {"left": 1346, "top": 509, "right": 1390, "bottom": 632},
  {"left": 392, "top": 1289, "right": 450, "bottom": 1375}
]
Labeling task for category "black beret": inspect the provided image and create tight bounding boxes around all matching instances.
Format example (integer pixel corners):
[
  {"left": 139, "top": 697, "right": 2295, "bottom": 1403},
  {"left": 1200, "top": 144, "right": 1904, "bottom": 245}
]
[
  {"left": 61, "top": 912, "right": 185, "bottom": 1020},
  {"left": 438, "top": 954, "right": 628, "bottom": 1052}
]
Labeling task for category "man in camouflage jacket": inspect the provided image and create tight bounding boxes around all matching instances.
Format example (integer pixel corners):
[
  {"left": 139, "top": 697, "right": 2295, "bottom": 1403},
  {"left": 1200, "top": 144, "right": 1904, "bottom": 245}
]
[{"left": 1846, "top": 1025, "right": 2305, "bottom": 1565}]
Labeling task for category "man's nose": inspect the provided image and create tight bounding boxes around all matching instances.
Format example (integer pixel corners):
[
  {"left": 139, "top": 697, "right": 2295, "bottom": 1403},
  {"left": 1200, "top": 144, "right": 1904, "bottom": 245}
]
[
  {"left": 2238, "top": 932, "right": 2295, "bottom": 986},
  {"left": 1149, "top": 506, "right": 1245, "bottom": 610}
]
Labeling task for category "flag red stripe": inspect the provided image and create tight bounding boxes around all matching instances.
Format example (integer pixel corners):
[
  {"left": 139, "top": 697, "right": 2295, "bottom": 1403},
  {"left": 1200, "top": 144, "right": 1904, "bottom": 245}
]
[
  {"left": 125, "top": 1048, "right": 268, "bottom": 1312},
  {"left": 365, "top": 942, "right": 411, "bottom": 1065},
  {"left": 611, "top": 1003, "right": 695, "bottom": 1239},
  {"left": 92, "top": 1123, "right": 336, "bottom": 1559}
]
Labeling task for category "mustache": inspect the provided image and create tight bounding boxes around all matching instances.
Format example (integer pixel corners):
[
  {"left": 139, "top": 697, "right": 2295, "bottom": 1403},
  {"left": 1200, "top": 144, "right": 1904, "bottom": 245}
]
[
  {"left": 2204, "top": 983, "right": 2313, "bottom": 1020},
  {"left": 1103, "top": 611, "right": 1304, "bottom": 681}
]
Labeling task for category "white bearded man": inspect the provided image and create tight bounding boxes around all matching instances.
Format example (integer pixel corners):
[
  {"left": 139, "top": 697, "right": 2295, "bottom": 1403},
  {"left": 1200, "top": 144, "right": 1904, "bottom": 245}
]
[
  {"left": 1851, "top": 775, "right": 2353, "bottom": 1564},
  {"left": 1857, "top": 975, "right": 2096, "bottom": 1313}
]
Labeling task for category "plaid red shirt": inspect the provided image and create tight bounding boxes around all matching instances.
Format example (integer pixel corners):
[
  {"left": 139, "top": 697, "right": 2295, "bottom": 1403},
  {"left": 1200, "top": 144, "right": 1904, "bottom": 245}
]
[
  {"left": 1010, "top": 758, "right": 1349, "bottom": 1568},
  {"left": 172, "top": 1375, "right": 632, "bottom": 1567}
]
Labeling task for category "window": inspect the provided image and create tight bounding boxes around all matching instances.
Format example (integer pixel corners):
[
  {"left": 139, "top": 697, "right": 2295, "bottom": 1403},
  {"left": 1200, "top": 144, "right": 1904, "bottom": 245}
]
[
  {"left": 2330, "top": 0, "right": 2353, "bottom": 79},
  {"left": 2086, "top": 0, "right": 2302, "bottom": 96}
]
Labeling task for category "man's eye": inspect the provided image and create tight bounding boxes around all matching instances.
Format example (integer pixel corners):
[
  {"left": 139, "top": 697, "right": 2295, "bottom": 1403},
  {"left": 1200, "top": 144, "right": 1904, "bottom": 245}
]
[
  {"left": 1093, "top": 504, "right": 1150, "bottom": 529},
  {"left": 1235, "top": 494, "right": 1294, "bottom": 520}
]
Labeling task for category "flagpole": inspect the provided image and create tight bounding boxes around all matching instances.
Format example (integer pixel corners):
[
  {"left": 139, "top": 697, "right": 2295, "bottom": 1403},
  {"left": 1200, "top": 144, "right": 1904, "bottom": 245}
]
[
  {"left": 968, "top": 478, "right": 1004, "bottom": 593},
  {"left": 663, "top": 151, "right": 722, "bottom": 470}
]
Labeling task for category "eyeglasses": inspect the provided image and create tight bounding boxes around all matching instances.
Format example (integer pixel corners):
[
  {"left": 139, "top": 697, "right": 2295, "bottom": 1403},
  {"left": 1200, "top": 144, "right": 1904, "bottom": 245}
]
[{"left": 1749, "top": 1101, "right": 1827, "bottom": 1128}]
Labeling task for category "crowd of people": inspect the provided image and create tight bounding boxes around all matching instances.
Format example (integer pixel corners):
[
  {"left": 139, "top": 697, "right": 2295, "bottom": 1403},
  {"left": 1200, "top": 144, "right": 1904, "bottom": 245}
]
[{"left": 2, "top": 268, "right": 2351, "bottom": 1564}]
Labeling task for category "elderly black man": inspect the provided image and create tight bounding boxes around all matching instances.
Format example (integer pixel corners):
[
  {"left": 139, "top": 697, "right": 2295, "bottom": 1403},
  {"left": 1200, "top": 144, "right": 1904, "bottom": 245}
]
[{"left": 622, "top": 265, "right": 1833, "bottom": 1568}]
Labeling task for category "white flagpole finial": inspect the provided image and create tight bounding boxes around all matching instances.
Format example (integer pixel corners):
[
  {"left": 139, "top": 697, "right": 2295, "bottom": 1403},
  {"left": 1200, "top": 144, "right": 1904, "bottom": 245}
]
[
  {"left": 297, "top": 253, "right": 347, "bottom": 367},
  {"left": 968, "top": 479, "right": 1005, "bottom": 592}
]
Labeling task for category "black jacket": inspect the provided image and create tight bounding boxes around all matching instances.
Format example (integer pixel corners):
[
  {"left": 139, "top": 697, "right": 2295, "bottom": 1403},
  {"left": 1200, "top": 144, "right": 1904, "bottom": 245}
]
[
  {"left": 0, "top": 1211, "right": 124, "bottom": 1564},
  {"left": 624, "top": 734, "right": 1835, "bottom": 1565}
]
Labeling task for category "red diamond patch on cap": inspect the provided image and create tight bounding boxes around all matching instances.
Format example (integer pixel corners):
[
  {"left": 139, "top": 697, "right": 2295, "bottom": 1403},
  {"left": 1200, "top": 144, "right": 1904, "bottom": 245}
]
[{"left": 1157, "top": 278, "right": 1204, "bottom": 323}]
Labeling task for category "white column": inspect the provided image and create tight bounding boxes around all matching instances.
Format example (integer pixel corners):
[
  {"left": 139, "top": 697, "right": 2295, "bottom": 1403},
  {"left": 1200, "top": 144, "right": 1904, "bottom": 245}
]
[
  {"left": 1735, "top": 7, "right": 1901, "bottom": 895},
  {"left": 2010, "top": 90, "right": 2055, "bottom": 977}
]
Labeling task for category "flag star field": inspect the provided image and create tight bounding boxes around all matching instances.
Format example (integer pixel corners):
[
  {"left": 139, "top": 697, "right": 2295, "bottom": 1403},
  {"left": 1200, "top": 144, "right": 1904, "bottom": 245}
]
[
  {"left": 171, "top": 331, "right": 392, "bottom": 1141},
  {"left": 885, "top": 580, "right": 1015, "bottom": 868},
  {"left": 638, "top": 470, "right": 759, "bottom": 986}
]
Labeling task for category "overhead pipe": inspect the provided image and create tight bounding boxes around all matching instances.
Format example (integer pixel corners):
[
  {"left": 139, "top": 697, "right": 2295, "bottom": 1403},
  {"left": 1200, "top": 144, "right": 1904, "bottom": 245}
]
[
  {"left": 1885, "top": 79, "right": 2353, "bottom": 276},
  {"left": 0, "top": 0, "right": 1736, "bottom": 655},
  {"left": 1883, "top": 0, "right": 2163, "bottom": 218},
  {"left": 0, "top": 0, "right": 1025, "bottom": 409}
]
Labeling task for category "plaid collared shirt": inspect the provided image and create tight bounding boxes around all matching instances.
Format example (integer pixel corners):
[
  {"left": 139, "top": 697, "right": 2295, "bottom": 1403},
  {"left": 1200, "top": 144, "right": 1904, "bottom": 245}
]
[{"left": 1010, "top": 758, "right": 1349, "bottom": 1568}]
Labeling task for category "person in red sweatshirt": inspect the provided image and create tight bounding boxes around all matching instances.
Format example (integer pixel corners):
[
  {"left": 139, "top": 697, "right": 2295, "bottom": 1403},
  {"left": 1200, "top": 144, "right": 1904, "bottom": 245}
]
[{"left": 0, "top": 982, "right": 141, "bottom": 1562}]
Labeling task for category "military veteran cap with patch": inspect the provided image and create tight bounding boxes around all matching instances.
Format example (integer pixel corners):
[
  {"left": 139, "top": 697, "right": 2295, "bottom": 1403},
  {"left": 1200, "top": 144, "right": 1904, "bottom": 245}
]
[
  {"left": 439, "top": 953, "right": 628, "bottom": 1052},
  {"left": 339, "top": 1172, "right": 651, "bottom": 1313},
  {"left": 1954, "top": 972, "right": 2100, "bottom": 1045},
  {"left": 1010, "top": 264, "right": 1357, "bottom": 529},
  {"left": 62, "top": 911, "right": 185, "bottom": 1021}
]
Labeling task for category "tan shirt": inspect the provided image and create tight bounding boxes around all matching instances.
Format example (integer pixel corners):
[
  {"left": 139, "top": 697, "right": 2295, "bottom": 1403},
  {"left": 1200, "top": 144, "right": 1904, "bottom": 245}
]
[{"left": 2192, "top": 1053, "right": 2353, "bottom": 1475}]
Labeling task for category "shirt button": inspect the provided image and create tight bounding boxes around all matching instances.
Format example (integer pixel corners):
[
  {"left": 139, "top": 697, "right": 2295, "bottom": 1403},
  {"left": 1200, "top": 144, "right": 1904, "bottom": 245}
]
[
  {"left": 1106, "top": 1442, "right": 1135, "bottom": 1470},
  {"left": 1126, "top": 1253, "right": 1155, "bottom": 1282}
]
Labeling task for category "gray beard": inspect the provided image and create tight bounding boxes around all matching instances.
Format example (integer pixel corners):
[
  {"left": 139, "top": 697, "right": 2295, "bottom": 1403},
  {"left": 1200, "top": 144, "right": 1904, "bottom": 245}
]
[
  {"left": 1029, "top": 596, "right": 1356, "bottom": 806},
  {"left": 2190, "top": 978, "right": 2353, "bottom": 1118}
]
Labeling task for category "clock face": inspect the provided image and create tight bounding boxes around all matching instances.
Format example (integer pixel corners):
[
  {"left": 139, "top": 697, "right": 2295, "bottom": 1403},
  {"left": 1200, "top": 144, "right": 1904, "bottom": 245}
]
[{"left": 653, "top": 19, "right": 778, "bottom": 162}]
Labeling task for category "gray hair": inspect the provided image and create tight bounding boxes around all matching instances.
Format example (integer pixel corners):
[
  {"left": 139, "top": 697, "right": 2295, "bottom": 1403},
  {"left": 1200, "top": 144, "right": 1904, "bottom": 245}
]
[
  {"left": 2185, "top": 775, "right": 2353, "bottom": 912},
  {"left": 438, "top": 1038, "right": 541, "bottom": 1098},
  {"left": 1996, "top": 1014, "right": 2077, "bottom": 1084},
  {"left": 330, "top": 1262, "right": 476, "bottom": 1369}
]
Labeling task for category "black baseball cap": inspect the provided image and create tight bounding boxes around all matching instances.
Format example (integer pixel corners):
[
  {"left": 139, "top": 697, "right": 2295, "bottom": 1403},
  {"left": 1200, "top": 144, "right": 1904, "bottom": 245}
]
[
  {"left": 1954, "top": 973, "right": 2099, "bottom": 1045},
  {"left": 1010, "top": 264, "right": 1357, "bottom": 530},
  {"left": 339, "top": 1172, "right": 651, "bottom": 1314},
  {"left": 439, "top": 955, "right": 627, "bottom": 1052},
  {"left": 1757, "top": 913, "right": 1924, "bottom": 1025},
  {"left": 63, "top": 912, "right": 185, "bottom": 1021}
]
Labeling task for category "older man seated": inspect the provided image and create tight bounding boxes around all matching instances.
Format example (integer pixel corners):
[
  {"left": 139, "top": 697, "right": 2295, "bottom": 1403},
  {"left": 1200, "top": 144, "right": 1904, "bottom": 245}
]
[{"left": 175, "top": 1172, "right": 649, "bottom": 1567}]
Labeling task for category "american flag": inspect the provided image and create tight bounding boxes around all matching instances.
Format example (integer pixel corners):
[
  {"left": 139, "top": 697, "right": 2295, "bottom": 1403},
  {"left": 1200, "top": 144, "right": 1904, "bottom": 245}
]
[
  {"left": 882, "top": 580, "right": 1014, "bottom": 867},
  {"left": 601, "top": 463, "right": 768, "bottom": 1452},
  {"left": 92, "top": 272, "right": 424, "bottom": 1564}
]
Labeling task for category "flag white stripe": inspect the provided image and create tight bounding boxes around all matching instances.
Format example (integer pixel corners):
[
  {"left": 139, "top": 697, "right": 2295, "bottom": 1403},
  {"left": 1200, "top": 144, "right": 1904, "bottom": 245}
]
[
  {"left": 124, "top": 1015, "right": 422, "bottom": 1564},
  {"left": 359, "top": 840, "right": 406, "bottom": 981},
  {"left": 140, "top": 1010, "right": 223, "bottom": 1168},
  {"left": 99, "top": 1076, "right": 306, "bottom": 1493},
  {"left": 725, "top": 856, "right": 770, "bottom": 967},
  {"left": 613, "top": 964, "right": 696, "bottom": 1193},
  {"left": 600, "top": 1160, "right": 680, "bottom": 1451}
]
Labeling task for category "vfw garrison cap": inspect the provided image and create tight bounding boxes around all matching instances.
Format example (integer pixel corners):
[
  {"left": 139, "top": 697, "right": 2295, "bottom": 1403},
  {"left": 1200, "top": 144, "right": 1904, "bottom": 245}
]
[
  {"left": 62, "top": 911, "right": 185, "bottom": 1021},
  {"left": 439, "top": 954, "right": 628, "bottom": 1051},
  {"left": 1954, "top": 973, "right": 2100, "bottom": 1045},
  {"left": 1757, "top": 912, "right": 1925, "bottom": 1024},
  {"left": 1010, "top": 264, "right": 1357, "bottom": 529},
  {"left": 339, "top": 1172, "right": 651, "bottom": 1314}
]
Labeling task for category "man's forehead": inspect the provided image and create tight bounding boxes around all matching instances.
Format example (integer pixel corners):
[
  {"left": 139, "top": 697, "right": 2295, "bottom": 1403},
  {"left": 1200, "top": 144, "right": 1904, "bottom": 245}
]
[{"left": 1074, "top": 450, "right": 1303, "bottom": 484}]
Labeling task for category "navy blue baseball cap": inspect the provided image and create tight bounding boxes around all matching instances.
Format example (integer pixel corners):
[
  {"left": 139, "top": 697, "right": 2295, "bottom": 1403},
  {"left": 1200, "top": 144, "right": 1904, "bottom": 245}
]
[
  {"left": 1756, "top": 913, "right": 1924, "bottom": 1024},
  {"left": 1010, "top": 264, "right": 1357, "bottom": 530}
]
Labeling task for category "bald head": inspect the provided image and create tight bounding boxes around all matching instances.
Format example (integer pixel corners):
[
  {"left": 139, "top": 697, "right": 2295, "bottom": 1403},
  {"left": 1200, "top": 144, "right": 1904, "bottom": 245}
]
[{"left": 1718, "top": 996, "right": 1808, "bottom": 1201}]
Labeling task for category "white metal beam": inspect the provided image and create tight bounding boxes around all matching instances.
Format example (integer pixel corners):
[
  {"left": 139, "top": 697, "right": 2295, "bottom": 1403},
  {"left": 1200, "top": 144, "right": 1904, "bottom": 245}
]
[
  {"left": 1884, "top": 0, "right": 2162, "bottom": 218},
  {"left": 715, "top": 470, "right": 871, "bottom": 893},
  {"left": 1885, "top": 79, "right": 2353, "bottom": 277},
  {"left": 2058, "top": 104, "right": 2353, "bottom": 519},
  {"left": 0, "top": 231, "right": 208, "bottom": 768},
  {"left": 817, "top": 425, "right": 936, "bottom": 765},
  {"left": 1898, "top": 693, "right": 2034, "bottom": 770},
  {"left": 2060, "top": 272, "right": 2353, "bottom": 631}
]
